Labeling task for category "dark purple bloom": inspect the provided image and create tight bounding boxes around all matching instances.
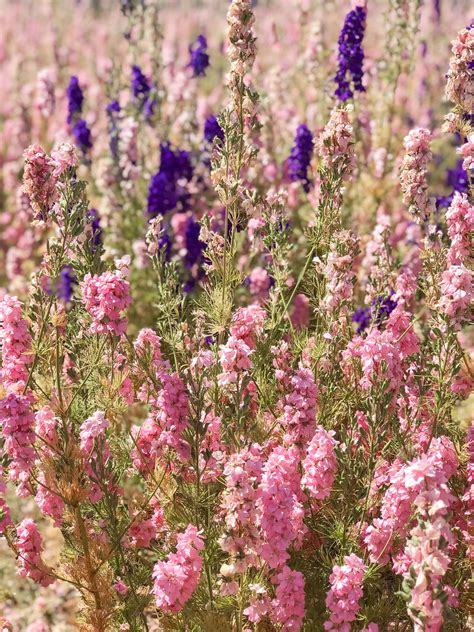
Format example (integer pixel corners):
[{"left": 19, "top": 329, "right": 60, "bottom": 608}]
[
  {"left": 106, "top": 101, "right": 121, "bottom": 159},
  {"left": 72, "top": 118, "right": 93, "bottom": 153},
  {"left": 287, "top": 124, "right": 314, "bottom": 192},
  {"left": 189, "top": 35, "right": 209, "bottom": 77},
  {"left": 334, "top": 5, "right": 367, "bottom": 101},
  {"left": 131, "top": 65, "right": 151, "bottom": 102},
  {"left": 184, "top": 216, "right": 206, "bottom": 268},
  {"left": 371, "top": 291, "right": 397, "bottom": 327},
  {"left": 204, "top": 115, "right": 224, "bottom": 143},
  {"left": 352, "top": 307, "right": 371, "bottom": 333},
  {"left": 57, "top": 265, "right": 76, "bottom": 303},
  {"left": 436, "top": 159, "right": 469, "bottom": 209},
  {"left": 147, "top": 143, "right": 193, "bottom": 218},
  {"left": 433, "top": 0, "right": 441, "bottom": 22},
  {"left": 87, "top": 208, "right": 102, "bottom": 252},
  {"left": 352, "top": 291, "right": 397, "bottom": 333},
  {"left": 66, "top": 76, "right": 84, "bottom": 125}
]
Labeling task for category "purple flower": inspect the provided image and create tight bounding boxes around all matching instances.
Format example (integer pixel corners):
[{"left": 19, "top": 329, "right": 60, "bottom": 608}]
[
  {"left": 87, "top": 208, "right": 102, "bottom": 252},
  {"left": 204, "top": 115, "right": 224, "bottom": 143},
  {"left": 287, "top": 124, "right": 314, "bottom": 192},
  {"left": 106, "top": 100, "right": 121, "bottom": 160},
  {"left": 57, "top": 265, "right": 76, "bottom": 303},
  {"left": 131, "top": 65, "right": 151, "bottom": 102},
  {"left": 147, "top": 144, "right": 193, "bottom": 218},
  {"left": 184, "top": 216, "right": 206, "bottom": 268},
  {"left": 436, "top": 159, "right": 469, "bottom": 209},
  {"left": 66, "top": 76, "right": 84, "bottom": 125},
  {"left": 72, "top": 118, "right": 93, "bottom": 153},
  {"left": 334, "top": 6, "right": 367, "bottom": 101},
  {"left": 189, "top": 35, "right": 209, "bottom": 77},
  {"left": 352, "top": 307, "right": 371, "bottom": 333}
]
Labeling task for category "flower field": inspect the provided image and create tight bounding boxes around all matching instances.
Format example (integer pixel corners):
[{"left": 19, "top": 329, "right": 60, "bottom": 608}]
[{"left": 0, "top": 0, "right": 472, "bottom": 630}]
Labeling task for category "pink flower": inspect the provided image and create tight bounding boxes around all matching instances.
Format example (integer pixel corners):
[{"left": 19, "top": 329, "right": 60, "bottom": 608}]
[
  {"left": 399, "top": 128, "right": 434, "bottom": 223},
  {"left": 22, "top": 145, "right": 58, "bottom": 219},
  {"left": 0, "top": 295, "right": 33, "bottom": 393},
  {"left": 152, "top": 525, "right": 204, "bottom": 613},
  {"left": 0, "top": 394, "right": 35, "bottom": 495},
  {"left": 324, "top": 554, "right": 366, "bottom": 631},
  {"left": 79, "top": 410, "right": 109, "bottom": 454},
  {"left": 457, "top": 135, "right": 474, "bottom": 172},
  {"left": 81, "top": 269, "right": 132, "bottom": 336},
  {"left": 50, "top": 143, "right": 78, "bottom": 177},
  {"left": 278, "top": 365, "right": 317, "bottom": 446},
  {"left": 290, "top": 293, "right": 310, "bottom": 329},
  {"left": 257, "top": 446, "right": 306, "bottom": 569},
  {"left": 271, "top": 566, "right": 305, "bottom": 631},
  {"left": 114, "top": 578, "right": 129, "bottom": 595},
  {"left": 229, "top": 304, "right": 267, "bottom": 348},
  {"left": 438, "top": 264, "right": 472, "bottom": 323},
  {"left": 445, "top": 193, "right": 474, "bottom": 265},
  {"left": 218, "top": 336, "right": 253, "bottom": 385},
  {"left": 16, "top": 519, "right": 54, "bottom": 587},
  {"left": 302, "top": 426, "right": 338, "bottom": 501}
]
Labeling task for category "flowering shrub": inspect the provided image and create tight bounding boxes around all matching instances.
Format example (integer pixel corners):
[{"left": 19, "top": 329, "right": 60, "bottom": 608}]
[{"left": 0, "top": 0, "right": 472, "bottom": 631}]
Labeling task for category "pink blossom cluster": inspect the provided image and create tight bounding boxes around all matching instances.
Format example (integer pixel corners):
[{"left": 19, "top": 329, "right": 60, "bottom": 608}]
[
  {"left": 271, "top": 565, "right": 306, "bottom": 631},
  {"left": 35, "top": 471, "right": 64, "bottom": 526},
  {"left": 317, "top": 106, "right": 355, "bottom": 179},
  {"left": 81, "top": 269, "right": 132, "bottom": 336},
  {"left": 219, "top": 444, "right": 264, "bottom": 573},
  {"left": 445, "top": 26, "right": 474, "bottom": 113},
  {"left": 257, "top": 446, "right": 306, "bottom": 568},
  {"left": 34, "top": 405, "right": 59, "bottom": 456},
  {"left": 229, "top": 304, "right": 267, "bottom": 348},
  {"left": 0, "top": 295, "right": 33, "bottom": 393},
  {"left": 218, "top": 336, "right": 253, "bottom": 386},
  {"left": 0, "top": 394, "right": 35, "bottom": 495},
  {"left": 79, "top": 410, "right": 109, "bottom": 454},
  {"left": 445, "top": 192, "right": 474, "bottom": 265},
  {"left": 399, "top": 128, "right": 434, "bottom": 223},
  {"left": 22, "top": 145, "right": 58, "bottom": 219},
  {"left": 35, "top": 68, "right": 56, "bottom": 118},
  {"left": 151, "top": 524, "right": 204, "bottom": 613},
  {"left": 363, "top": 437, "right": 458, "bottom": 565},
  {"left": 322, "top": 230, "right": 359, "bottom": 314},
  {"left": 324, "top": 554, "right": 366, "bottom": 631},
  {"left": 342, "top": 328, "right": 404, "bottom": 393},
  {"left": 131, "top": 370, "right": 190, "bottom": 471},
  {"left": 302, "top": 426, "right": 338, "bottom": 501},
  {"left": 438, "top": 264, "right": 472, "bottom": 323},
  {"left": 16, "top": 519, "right": 54, "bottom": 587},
  {"left": 457, "top": 135, "right": 474, "bottom": 172},
  {"left": 278, "top": 365, "right": 317, "bottom": 446}
]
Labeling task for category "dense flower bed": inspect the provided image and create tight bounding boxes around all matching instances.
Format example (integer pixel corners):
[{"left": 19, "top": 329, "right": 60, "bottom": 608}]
[{"left": 0, "top": 0, "right": 472, "bottom": 630}]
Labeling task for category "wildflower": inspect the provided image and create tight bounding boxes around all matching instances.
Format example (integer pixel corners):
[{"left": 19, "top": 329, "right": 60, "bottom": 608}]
[
  {"left": 257, "top": 446, "right": 306, "bottom": 568},
  {"left": 22, "top": 145, "right": 58, "bottom": 219},
  {"left": 287, "top": 124, "right": 314, "bottom": 192},
  {"left": 147, "top": 143, "right": 193, "bottom": 218},
  {"left": 0, "top": 295, "right": 33, "bottom": 393},
  {"left": 81, "top": 268, "right": 132, "bottom": 336},
  {"left": 278, "top": 365, "right": 317, "bottom": 447},
  {"left": 334, "top": 5, "right": 367, "bottom": 101},
  {"left": 66, "top": 75, "right": 83, "bottom": 124},
  {"left": 50, "top": 142, "right": 78, "bottom": 177},
  {"left": 72, "top": 118, "right": 93, "bottom": 154},
  {"left": 204, "top": 115, "right": 224, "bottom": 143},
  {"left": 131, "top": 65, "right": 151, "bottom": 103},
  {"left": 56, "top": 265, "right": 77, "bottom": 304},
  {"left": 189, "top": 35, "right": 209, "bottom": 77},
  {"left": 16, "top": 519, "right": 54, "bottom": 587},
  {"left": 400, "top": 128, "right": 434, "bottom": 224},
  {"left": 324, "top": 554, "right": 366, "bottom": 631},
  {"left": 457, "top": 134, "right": 474, "bottom": 171},
  {"left": 318, "top": 106, "right": 355, "bottom": 179},
  {"left": 438, "top": 264, "right": 473, "bottom": 322},
  {"left": 445, "top": 25, "right": 474, "bottom": 114},
  {"left": 0, "top": 394, "right": 35, "bottom": 494},
  {"left": 445, "top": 192, "right": 474, "bottom": 265},
  {"left": 87, "top": 208, "right": 102, "bottom": 252},
  {"left": 302, "top": 427, "right": 338, "bottom": 501},
  {"left": 79, "top": 411, "right": 109, "bottom": 454},
  {"left": 152, "top": 525, "right": 204, "bottom": 613},
  {"left": 271, "top": 566, "right": 305, "bottom": 631},
  {"left": 227, "top": 0, "right": 256, "bottom": 79}
]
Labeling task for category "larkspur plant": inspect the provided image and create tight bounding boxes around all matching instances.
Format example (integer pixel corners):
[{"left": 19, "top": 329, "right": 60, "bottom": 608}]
[{"left": 0, "top": 1, "right": 472, "bottom": 631}]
